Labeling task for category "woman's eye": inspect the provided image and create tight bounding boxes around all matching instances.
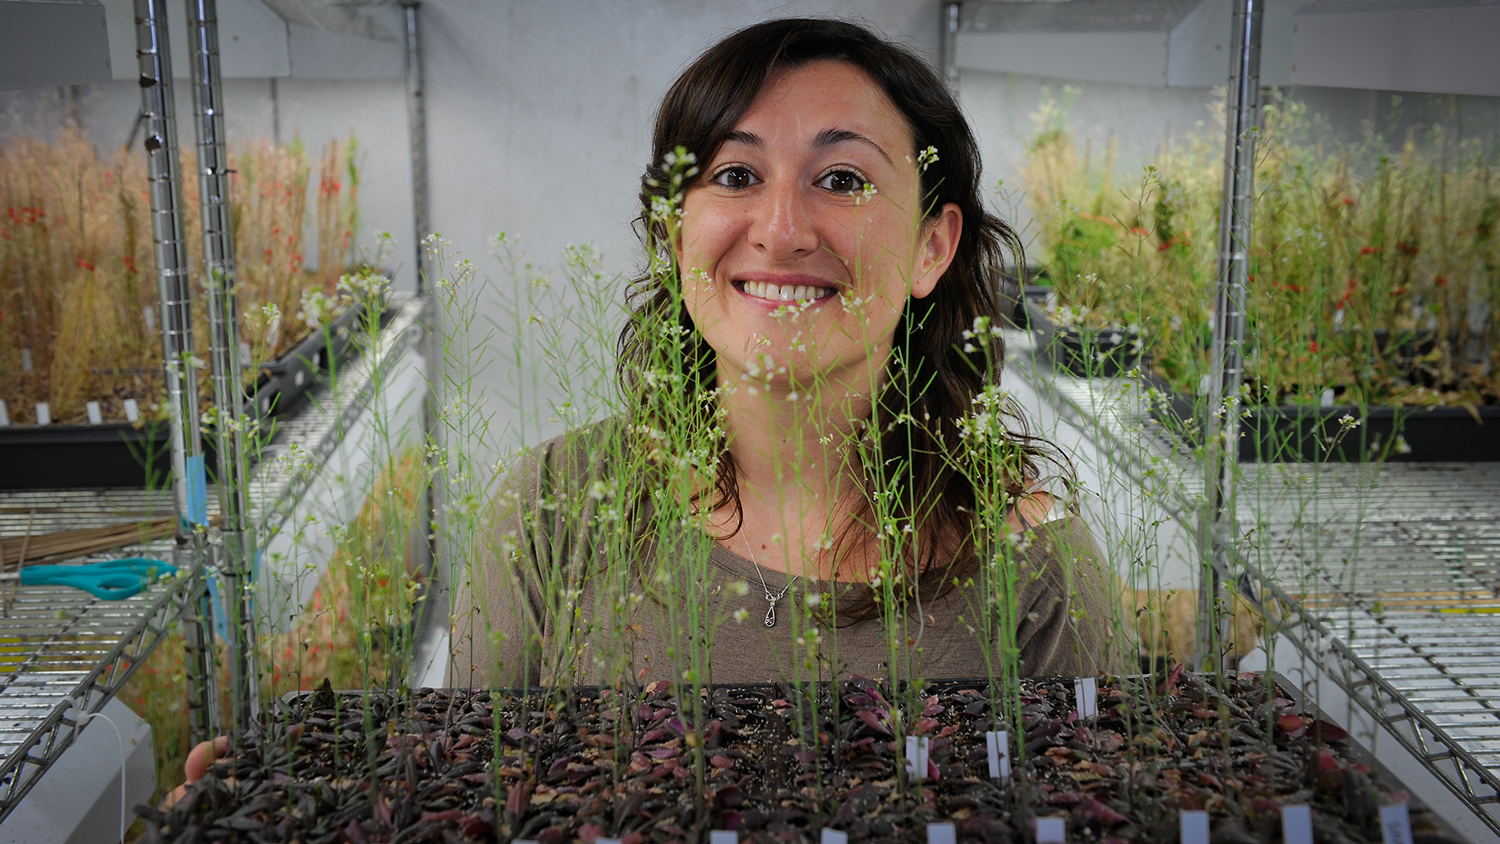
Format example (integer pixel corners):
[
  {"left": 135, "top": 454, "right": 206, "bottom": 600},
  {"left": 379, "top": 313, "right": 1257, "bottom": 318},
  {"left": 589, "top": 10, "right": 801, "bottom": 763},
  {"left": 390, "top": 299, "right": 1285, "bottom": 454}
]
[
  {"left": 712, "top": 167, "right": 757, "bottom": 189},
  {"left": 817, "top": 169, "right": 869, "bottom": 195}
]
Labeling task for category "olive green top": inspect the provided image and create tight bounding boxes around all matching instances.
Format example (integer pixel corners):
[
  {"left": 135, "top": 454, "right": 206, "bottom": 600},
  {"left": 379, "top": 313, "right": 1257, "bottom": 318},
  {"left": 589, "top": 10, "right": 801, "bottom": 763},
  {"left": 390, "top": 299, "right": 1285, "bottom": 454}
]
[{"left": 447, "top": 424, "right": 1121, "bottom": 688}]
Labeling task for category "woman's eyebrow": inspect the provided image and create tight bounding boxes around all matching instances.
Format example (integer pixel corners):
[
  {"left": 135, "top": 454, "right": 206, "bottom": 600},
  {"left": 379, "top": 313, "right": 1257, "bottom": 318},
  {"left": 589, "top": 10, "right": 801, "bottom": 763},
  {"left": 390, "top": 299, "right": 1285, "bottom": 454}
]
[
  {"left": 814, "top": 128, "right": 892, "bottom": 165},
  {"left": 723, "top": 129, "right": 762, "bottom": 148},
  {"left": 720, "top": 128, "right": 893, "bottom": 166}
]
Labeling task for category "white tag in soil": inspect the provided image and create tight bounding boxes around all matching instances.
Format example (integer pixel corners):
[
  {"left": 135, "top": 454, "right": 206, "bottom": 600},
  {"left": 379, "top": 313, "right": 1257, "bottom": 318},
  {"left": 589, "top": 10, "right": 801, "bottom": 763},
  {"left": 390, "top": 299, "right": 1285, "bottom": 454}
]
[
  {"left": 35, "top": 402, "right": 51, "bottom": 426},
  {"left": 0, "top": 400, "right": 9, "bottom": 427},
  {"left": 1281, "top": 804, "right": 1313, "bottom": 844},
  {"left": 21, "top": 348, "right": 32, "bottom": 373},
  {"left": 1379, "top": 804, "right": 1413, "bottom": 844},
  {"left": 1074, "top": 676, "right": 1097, "bottom": 718},
  {"left": 821, "top": 829, "right": 848, "bottom": 844},
  {"left": 143, "top": 306, "right": 156, "bottom": 331},
  {"left": 1034, "top": 816, "right": 1066, "bottom": 843},
  {"left": 710, "top": 831, "right": 738, "bottom": 844},
  {"left": 927, "top": 822, "right": 956, "bottom": 844},
  {"left": 1180, "top": 810, "right": 1209, "bottom": 844},
  {"left": 905, "top": 735, "right": 930, "bottom": 781},
  {"left": 124, "top": 398, "right": 139, "bottom": 423},
  {"left": 87, "top": 401, "right": 103, "bottom": 425},
  {"left": 985, "top": 730, "right": 1010, "bottom": 777}
]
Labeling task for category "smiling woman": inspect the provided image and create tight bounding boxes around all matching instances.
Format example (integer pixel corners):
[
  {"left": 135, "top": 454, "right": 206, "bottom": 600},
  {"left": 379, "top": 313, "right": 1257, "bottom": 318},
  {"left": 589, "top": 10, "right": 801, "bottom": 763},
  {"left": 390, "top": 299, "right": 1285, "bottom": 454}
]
[{"left": 449, "top": 18, "right": 1122, "bottom": 689}]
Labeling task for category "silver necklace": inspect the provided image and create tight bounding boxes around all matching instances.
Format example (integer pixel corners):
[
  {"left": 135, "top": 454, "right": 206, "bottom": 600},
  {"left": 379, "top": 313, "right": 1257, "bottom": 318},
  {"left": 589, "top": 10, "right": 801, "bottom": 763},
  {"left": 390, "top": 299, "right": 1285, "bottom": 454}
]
[{"left": 743, "top": 536, "right": 795, "bottom": 628}]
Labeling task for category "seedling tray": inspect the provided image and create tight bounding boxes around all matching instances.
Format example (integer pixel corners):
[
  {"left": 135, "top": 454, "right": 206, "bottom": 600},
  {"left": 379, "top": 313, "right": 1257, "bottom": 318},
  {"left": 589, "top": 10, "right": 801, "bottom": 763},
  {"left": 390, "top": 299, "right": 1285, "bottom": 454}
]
[
  {"left": 1145, "top": 373, "right": 1500, "bottom": 463},
  {"left": 137, "top": 670, "right": 1455, "bottom": 844},
  {"left": 1024, "top": 297, "right": 1142, "bottom": 378},
  {"left": 0, "top": 301, "right": 384, "bottom": 490}
]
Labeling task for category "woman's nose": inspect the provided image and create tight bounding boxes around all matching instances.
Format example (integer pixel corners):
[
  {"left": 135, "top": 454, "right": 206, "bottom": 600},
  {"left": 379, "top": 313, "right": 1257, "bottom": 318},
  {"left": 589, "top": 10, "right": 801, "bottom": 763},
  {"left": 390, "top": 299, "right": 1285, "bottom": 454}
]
[{"left": 747, "top": 180, "right": 818, "bottom": 258}]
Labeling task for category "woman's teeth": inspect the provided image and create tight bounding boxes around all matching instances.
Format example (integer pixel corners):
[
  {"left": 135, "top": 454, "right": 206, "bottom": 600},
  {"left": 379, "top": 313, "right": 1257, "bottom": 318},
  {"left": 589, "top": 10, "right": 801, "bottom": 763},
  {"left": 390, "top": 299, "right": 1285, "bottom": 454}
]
[{"left": 741, "top": 280, "right": 834, "bottom": 302}]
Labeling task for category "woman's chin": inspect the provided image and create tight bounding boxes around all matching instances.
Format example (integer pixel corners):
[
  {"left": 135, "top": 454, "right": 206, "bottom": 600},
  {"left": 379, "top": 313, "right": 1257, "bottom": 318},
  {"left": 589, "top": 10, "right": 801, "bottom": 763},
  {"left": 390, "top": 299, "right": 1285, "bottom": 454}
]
[{"left": 726, "top": 358, "right": 877, "bottom": 402}]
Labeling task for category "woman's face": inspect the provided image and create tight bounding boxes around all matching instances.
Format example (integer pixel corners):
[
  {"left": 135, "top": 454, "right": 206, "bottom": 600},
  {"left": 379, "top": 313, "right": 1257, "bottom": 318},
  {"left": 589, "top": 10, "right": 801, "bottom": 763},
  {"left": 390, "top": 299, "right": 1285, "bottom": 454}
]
[{"left": 677, "top": 60, "right": 961, "bottom": 397}]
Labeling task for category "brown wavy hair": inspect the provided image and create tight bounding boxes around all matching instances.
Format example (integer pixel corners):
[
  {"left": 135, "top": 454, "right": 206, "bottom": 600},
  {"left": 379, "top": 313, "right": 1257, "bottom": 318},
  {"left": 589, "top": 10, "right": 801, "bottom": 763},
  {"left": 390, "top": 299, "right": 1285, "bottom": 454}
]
[{"left": 618, "top": 17, "right": 1059, "bottom": 620}]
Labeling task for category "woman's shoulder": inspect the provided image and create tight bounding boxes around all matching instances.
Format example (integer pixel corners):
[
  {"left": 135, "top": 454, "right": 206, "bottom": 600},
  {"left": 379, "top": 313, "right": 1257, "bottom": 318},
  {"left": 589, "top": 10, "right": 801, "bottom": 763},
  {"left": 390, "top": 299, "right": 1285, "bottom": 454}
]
[
  {"left": 502, "top": 418, "right": 627, "bottom": 484},
  {"left": 1013, "top": 513, "right": 1108, "bottom": 582},
  {"left": 486, "top": 418, "right": 629, "bottom": 524}
]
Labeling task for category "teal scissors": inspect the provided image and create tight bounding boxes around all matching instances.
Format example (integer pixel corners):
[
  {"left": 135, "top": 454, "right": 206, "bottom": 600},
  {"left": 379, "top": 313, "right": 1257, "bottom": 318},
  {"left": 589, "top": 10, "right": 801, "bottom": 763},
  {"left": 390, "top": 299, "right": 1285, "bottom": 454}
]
[{"left": 0, "top": 558, "right": 179, "bottom": 601}]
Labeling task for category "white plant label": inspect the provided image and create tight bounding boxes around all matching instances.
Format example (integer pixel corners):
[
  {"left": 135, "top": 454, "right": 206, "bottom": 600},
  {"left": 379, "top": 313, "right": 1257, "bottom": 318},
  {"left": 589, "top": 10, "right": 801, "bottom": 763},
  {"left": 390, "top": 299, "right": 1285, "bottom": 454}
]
[
  {"left": 1379, "top": 804, "right": 1413, "bottom": 844},
  {"left": 143, "top": 306, "right": 156, "bottom": 331},
  {"left": 904, "top": 735, "right": 930, "bottom": 781},
  {"left": 1281, "top": 804, "right": 1313, "bottom": 844},
  {"left": 1035, "top": 815, "right": 1066, "bottom": 843},
  {"left": 1180, "top": 809, "right": 1209, "bottom": 844},
  {"left": 1074, "top": 676, "right": 1097, "bottom": 719},
  {"left": 20, "top": 348, "right": 32, "bottom": 373},
  {"left": 597, "top": 838, "right": 622, "bottom": 844},
  {"left": 0, "top": 400, "right": 9, "bottom": 427},
  {"left": 985, "top": 730, "right": 1010, "bottom": 778},
  {"left": 821, "top": 829, "right": 848, "bottom": 844},
  {"left": 35, "top": 402, "right": 51, "bottom": 426},
  {"left": 239, "top": 341, "right": 252, "bottom": 362},
  {"left": 927, "top": 822, "right": 956, "bottom": 844},
  {"left": 124, "top": 399, "right": 140, "bottom": 423},
  {"left": 86, "top": 401, "right": 103, "bottom": 425},
  {"left": 710, "top": 831, "right": 738, "bottom": 844}
]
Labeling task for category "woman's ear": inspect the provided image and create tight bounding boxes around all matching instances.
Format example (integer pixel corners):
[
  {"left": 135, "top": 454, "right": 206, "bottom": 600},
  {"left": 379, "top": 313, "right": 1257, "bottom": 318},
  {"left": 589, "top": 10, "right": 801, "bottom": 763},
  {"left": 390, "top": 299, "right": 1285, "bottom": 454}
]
[{"left": 911, "top": 202, "right": 962, "bottom": 300}]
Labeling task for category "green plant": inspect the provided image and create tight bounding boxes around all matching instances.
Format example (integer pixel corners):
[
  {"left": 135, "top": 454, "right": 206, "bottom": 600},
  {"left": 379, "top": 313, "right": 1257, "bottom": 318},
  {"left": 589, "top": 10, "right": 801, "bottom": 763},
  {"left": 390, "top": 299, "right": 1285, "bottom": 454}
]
[{"left": 1024, "top": 91, "right": 1500, "bottom": 409}]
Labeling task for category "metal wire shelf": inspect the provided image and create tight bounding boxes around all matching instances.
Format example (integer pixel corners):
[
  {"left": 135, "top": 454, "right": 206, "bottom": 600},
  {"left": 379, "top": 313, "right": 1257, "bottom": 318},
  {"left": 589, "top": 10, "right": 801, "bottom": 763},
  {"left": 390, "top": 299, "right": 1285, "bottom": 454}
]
[
  {"left": 0, "top": 537, "right": 202, "bottom": 819},
  {"left": 0, "top": 296, "right": 429, "bottom": 825},
  {"left": 1008, "top": 331, "right": 1500, "bottom": 838}
]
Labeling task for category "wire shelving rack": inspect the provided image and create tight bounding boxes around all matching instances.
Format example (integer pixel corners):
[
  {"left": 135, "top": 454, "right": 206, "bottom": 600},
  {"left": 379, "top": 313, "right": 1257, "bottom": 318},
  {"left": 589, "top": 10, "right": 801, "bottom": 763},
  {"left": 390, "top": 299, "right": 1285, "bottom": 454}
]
[
  {"left": 1008, "top": 328, "right": 1500, "bottom": 837},
  {"left": 0, "top": 296, "right": 429, "bottom": 824}
]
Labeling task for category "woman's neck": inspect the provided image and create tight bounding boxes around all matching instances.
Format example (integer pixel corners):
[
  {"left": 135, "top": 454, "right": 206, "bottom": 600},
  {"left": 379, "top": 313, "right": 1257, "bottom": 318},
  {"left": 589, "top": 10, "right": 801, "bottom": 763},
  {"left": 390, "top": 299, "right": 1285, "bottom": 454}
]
[{"left": 709, "top": 363, "right": 879, "bottom": 581}]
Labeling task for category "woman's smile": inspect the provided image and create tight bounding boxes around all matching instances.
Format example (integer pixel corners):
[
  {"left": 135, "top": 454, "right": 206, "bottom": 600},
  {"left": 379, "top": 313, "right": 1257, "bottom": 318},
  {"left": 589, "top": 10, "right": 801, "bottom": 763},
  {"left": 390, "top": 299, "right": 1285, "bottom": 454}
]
[{"left": 735, "top": 274, "right": 839, "bottom": 305}]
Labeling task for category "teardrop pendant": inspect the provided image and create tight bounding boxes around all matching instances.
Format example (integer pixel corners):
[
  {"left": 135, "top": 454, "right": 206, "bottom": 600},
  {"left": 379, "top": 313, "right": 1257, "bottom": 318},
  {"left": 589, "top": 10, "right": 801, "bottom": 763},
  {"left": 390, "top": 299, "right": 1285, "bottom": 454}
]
[{"left": 764, "top": 598, "right": 777, "bottom": 628}]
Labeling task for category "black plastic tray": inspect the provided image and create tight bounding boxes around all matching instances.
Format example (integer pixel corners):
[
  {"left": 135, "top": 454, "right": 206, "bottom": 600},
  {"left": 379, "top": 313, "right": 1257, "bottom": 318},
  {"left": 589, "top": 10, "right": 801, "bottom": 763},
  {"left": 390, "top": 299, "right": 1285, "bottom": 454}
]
[
  {"left": 1024, "top": 296, "right": 1142, "bottom": 377},
  {"left": 1145, "top": 371, "right": 1500, "bottom": 462},
  {"left": 0, "top": 300, "right": 384, "bottom": 490},
  {"left": 249, "top": 300, "right": 369, "bottom": 418}
]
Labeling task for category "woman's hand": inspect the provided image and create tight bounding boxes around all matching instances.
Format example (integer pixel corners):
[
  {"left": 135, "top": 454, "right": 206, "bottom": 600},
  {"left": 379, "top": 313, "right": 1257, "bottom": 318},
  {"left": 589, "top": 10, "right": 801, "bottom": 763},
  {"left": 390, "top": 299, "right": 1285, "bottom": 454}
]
[{"left": 159, "top": 735, "right": 230, "bottom": 810}]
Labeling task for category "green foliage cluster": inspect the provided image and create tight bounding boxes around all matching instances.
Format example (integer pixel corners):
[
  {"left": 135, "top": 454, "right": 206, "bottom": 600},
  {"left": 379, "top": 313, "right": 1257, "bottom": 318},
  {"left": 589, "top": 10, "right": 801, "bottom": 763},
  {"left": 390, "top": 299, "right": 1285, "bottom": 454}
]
[{"left": 1026, "top": 89, "right": 1500, "bottom": 408}]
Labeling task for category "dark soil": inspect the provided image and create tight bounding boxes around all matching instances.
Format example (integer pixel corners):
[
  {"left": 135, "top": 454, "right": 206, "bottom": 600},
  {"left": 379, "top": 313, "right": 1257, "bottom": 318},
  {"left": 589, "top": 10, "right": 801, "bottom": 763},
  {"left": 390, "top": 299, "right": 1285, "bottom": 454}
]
[{"left": 136, "top": 670, "right": 1455, "bottom": 844}]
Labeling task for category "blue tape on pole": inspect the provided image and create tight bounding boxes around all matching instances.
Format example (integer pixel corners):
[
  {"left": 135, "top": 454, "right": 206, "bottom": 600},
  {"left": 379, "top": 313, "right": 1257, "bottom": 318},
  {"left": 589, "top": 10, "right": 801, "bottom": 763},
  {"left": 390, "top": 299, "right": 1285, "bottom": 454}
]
[
  {"left": 205, "top": 568, "right": 227, "bottom": 639},
  {"left": 185, "top": 453, "right": 208, "bottom": 526}
]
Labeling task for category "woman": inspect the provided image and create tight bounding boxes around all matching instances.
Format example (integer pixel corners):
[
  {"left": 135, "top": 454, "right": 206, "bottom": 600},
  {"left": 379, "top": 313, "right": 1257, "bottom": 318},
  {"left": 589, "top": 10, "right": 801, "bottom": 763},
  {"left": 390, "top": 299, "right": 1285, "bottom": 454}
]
[
  {"left": 448, "top": 18, "right": 1119, "bottom": 689},
  {"left": 166, "top": 18, "right": 1120, "bottom": 805}
]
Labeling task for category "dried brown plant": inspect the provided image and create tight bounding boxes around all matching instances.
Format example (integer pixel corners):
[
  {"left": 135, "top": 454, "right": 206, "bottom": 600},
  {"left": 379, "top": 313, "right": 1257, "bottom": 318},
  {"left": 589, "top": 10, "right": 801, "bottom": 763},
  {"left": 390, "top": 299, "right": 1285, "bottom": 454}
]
[{"left": 1, "top": 128, "right": 361, "bottom": 425}]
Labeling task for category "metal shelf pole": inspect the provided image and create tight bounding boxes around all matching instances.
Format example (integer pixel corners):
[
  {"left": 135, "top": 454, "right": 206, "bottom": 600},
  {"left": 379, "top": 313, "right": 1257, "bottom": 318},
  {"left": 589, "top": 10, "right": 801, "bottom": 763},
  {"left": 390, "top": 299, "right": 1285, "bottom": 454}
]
[
  {"left": 941, "top": 2, "right": 962, "bottom": 94},
  {"left": 184, "top": 0, "right": 258, "bottom": 737},
  {"left": 401, "top": 0, "right": 429, "bottom": 294},
  {"left": 1199, "top": 0, "right": 1262, "bottom": 670},
  {"left": 134, "top": 0, "right": 220, "bottom": 743}
]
